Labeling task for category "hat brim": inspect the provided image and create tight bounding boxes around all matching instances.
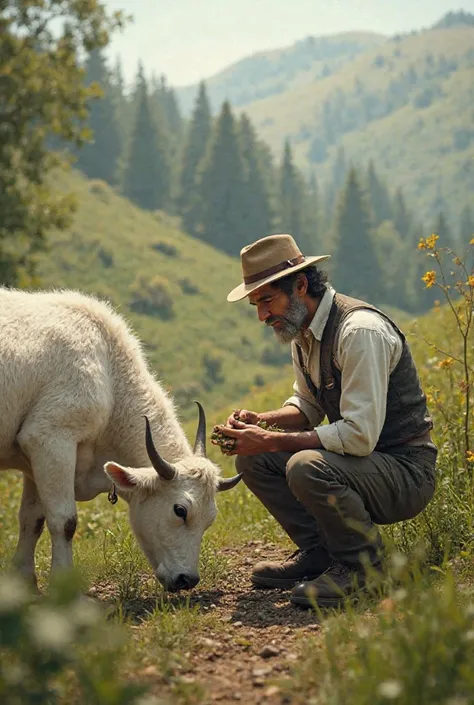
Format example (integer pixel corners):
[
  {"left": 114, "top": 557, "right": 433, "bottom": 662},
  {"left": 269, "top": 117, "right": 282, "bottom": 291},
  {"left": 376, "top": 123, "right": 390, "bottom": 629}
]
[{"left": 227, "top": 255, "right": 331, "bottom": 303}]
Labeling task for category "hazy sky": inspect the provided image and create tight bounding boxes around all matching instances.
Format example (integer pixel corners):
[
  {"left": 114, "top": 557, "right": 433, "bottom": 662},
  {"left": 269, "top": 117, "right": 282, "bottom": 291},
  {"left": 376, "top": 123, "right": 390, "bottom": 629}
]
[{"left": 103, "top": 0, "right": 474, "bottom": 87}]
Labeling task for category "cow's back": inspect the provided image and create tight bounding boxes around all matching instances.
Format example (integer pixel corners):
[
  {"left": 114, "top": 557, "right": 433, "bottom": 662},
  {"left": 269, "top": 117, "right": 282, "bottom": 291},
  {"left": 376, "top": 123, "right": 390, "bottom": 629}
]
[{"left": 0, "top": 288, "right": 116, "bottom": 452}]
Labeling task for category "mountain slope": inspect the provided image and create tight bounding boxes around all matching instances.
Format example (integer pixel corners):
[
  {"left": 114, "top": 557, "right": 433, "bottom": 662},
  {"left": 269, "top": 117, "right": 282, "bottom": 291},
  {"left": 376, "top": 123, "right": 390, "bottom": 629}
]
[
  {"left": 176, "top": 31, "right": 387, "bottom": 114},
  {"left": 36, "top": 170, "right": 292, "bottom": 419},
  {"left": 240, "top": 25, "right": 474, "bottom": 226}
]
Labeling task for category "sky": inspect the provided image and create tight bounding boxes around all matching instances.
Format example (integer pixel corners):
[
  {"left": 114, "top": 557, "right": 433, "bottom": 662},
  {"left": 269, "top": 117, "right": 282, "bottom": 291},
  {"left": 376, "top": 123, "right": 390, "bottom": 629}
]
[{"left": 103, "top": 0, "right": 474, "bottom": 87}]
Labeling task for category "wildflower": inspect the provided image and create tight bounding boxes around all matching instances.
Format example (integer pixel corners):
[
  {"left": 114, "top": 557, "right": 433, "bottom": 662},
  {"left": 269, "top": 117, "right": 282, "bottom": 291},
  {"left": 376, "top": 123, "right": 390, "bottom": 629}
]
[
  {"left": 466, "top": 450, "right": 474, "bottom": 464},
  {"left": 30, "top": 608, "right": 74, "bottom": 650},
  {"left": 470, "top": 238, "right": 474, "bottom": 245},
  {"left": 0, "top": 575, "right": 29, "bottom": 612},
  {"left": 378, "top": 680, "right": 403, "bottom": 699},
  {"left": 422, "top": 270, "right": 436, "bottom": 288},
  {"left": 437, "top": 358, "right": 454, "bottom": 369},
  {"left": 467, "top": 275, "right": 474, "bottom": 288},
  {"left": 417, "top": 238, "right": 427, "bottom": 250},
  {"left": 453, "top": 257, "right": 462, "bottom": 266},
  {"left": 426, "top": 233, "right": 439, "bottom": 249}
]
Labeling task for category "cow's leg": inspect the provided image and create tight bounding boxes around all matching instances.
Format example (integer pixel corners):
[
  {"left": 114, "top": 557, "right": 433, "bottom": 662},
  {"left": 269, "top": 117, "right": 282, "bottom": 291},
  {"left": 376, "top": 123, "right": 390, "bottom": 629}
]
[
  {"left": 12, "top": 474, "right": 45, "bottom": 589},
  {"left": 18, "top": 429, "right": 77, "bottom": 577}
]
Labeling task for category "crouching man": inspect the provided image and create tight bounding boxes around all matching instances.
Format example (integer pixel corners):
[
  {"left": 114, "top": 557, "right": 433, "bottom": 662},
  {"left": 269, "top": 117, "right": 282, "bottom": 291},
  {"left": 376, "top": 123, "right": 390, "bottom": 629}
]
[{"left": 213, "top": 233, "right": 437, "bottom": 608}]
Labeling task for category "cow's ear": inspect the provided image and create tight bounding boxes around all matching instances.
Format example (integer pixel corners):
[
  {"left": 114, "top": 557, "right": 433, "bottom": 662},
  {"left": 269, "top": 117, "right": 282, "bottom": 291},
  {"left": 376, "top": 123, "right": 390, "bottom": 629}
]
[{"left": 104, "top": 462, "right": 139, "bottom": 490}]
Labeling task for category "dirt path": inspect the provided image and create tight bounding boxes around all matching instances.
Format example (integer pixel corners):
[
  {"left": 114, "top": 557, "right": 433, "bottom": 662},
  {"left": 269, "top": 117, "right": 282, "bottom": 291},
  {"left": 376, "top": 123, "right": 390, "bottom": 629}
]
[
  {"left": 115, "top": 540, "right": 323, "bottom": 704},
  {"left": 179, "top": 541, "right": 321, "bottom": 703}
]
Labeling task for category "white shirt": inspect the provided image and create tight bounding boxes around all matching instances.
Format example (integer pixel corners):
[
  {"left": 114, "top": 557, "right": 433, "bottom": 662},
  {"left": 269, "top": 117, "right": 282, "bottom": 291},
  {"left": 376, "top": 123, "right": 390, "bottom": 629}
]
[{"left": 283, "top": 287, "right": 403, "bottom": 457}]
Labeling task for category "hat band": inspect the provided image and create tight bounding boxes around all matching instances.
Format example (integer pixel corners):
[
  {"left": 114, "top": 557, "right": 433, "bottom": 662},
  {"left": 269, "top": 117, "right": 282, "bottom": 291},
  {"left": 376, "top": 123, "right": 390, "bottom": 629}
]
[{"left": 243, "top": 255, "right": 306, "bottom": 285}]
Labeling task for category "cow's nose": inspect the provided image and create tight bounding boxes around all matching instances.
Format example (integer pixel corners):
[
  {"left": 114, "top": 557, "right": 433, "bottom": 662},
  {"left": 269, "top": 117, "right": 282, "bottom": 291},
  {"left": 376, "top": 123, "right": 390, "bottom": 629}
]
[{"left": 172, "top": 573, "right": 199, "bottom": 591}]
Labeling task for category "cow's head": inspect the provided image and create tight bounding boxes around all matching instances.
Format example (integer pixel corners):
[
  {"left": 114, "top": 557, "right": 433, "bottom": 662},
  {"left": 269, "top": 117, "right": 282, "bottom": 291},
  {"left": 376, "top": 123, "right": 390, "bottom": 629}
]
[{"left": 104, "top": 403, "right": 241, "bottom": 592}]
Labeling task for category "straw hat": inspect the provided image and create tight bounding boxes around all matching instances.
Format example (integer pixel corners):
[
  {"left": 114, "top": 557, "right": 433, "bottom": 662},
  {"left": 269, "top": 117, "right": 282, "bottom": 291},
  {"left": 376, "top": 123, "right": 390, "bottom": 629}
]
[{"left": 227, "top": 234, "right": 330, "bottom": 303}]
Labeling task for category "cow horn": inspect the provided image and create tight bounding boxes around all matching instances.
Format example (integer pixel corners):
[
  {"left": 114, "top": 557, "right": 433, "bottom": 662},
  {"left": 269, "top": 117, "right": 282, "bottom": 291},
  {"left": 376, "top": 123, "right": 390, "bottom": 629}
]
[
  {"left": 217, "top": 473, "right": 243, "bottom": 492},
  {"left": 144, "top": 416, "right": 176, "bottom": 481},
  {"left": 193, "top": 400, "right": 207, "bottom": 457}
]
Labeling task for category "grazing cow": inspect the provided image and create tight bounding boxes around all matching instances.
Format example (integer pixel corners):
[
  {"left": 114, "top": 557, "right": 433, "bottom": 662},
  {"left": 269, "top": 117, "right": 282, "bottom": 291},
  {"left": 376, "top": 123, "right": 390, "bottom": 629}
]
[{"left": 0, "top": 287, "right": 241, "bottom": 592}]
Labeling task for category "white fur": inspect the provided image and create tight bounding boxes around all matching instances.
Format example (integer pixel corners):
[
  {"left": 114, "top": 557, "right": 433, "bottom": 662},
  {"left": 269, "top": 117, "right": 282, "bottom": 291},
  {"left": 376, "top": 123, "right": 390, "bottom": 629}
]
[{"left": 0, "top": 287, "right": 224, "bottom": 590}]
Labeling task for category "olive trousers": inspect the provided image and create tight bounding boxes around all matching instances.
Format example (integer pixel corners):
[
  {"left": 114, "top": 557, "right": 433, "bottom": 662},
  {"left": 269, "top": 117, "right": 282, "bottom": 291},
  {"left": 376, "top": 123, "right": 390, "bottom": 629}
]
[{"left": 235, "top": 443, "right": 437, "bottom": 568}]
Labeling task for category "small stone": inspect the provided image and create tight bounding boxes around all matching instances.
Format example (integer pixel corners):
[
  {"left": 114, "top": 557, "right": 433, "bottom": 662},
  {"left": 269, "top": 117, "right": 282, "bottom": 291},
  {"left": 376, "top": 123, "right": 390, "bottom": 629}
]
[
  {"left": 260, "top": 645, "right": 280, "bottom": 658},
  {"left": 265, "top": 686, "right": 280, "bottom": 697},
  {"left": 253, "top": 678, "right": 265, "bottom": 688},
  {"left": 253, "top": 666, "right": 272, "bottom": 678},
  {"left": 233, "top": 621, "right": 243, "bottom": 627},
  {"left": 232, "top": 694, "right": 242, "bottom": 700}
]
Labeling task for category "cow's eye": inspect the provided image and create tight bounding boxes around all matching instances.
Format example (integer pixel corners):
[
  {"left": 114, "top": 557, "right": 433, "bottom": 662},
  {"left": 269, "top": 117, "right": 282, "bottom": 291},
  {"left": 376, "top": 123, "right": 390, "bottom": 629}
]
[{"left": 173, "top": 504, "right": 187, "bottom": 520}]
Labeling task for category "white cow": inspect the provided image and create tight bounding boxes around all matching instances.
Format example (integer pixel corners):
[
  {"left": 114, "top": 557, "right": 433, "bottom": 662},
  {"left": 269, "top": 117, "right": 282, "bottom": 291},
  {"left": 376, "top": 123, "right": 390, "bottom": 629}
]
[{"left": 0, "top": 287, "right": 241, "bottom": 592}]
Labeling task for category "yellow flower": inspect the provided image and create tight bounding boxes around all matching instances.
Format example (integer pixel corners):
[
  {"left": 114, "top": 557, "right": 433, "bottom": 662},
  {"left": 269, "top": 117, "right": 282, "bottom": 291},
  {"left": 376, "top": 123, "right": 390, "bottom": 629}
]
[
  {"left": 426, "top": 234, "right": 439, "bottom": 250},
  {"left": 417, "top": 238, "right": 427, "bottom": 250},
  {"left": 422, "top": 270, "right": 436, "bottom": 288},
  {"left": 466, "top": 450, "right": 474, "bottom": 464},
  {"left": 437, "top": 358, "right": 454, "bottom": 369},
  {"left": 470, "top": 238, "right": 474, "bottom": 245},
  {"left": 468, "top": 275, "right": 474, "bottom": 288}
]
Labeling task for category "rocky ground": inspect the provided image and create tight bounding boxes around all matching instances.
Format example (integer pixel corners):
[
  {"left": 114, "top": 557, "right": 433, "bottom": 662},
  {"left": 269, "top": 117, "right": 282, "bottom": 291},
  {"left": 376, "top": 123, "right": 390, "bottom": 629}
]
[{"left": 92, "top": 540, "right": 324, "bottom": 704}]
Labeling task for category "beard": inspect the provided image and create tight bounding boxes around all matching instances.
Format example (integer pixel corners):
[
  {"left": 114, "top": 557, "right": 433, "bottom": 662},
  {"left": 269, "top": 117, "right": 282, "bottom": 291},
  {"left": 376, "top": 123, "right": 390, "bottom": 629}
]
[{"left": 266, "top": 294, "right": 308, "bottom": 344}]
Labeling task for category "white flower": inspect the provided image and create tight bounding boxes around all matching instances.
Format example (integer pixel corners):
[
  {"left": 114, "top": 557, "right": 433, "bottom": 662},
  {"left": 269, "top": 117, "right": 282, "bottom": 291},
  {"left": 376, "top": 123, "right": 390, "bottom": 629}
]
[
  {"left": 30, "top": 608, "right": 74, "bottom": 650},
  {"left": 70, "top": 598, "right": 100, "bottom": 628},
  {"left": 463, "top": 630, "right": 474, "bottom": 642},
  {"left": 377, "top": 680, "right": 403, "bottom": 699},
  {"left": 0, "top": 575, "right": 29, "bottom": 612}
]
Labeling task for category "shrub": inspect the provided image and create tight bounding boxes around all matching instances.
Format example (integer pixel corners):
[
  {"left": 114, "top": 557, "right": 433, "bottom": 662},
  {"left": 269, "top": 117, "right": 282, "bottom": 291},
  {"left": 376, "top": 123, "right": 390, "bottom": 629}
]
[
  {"left": 150, "top": 241, "right": 179, "bottom": 257},
  {"left": 179, "top": 278, "right": 200, "bottom": 295},
  {"left": 129, "top": 275, "right": 174, "bottom": 319},
  {"left": 202, "top": 349, "right": 224, "bottom": 388},
  {"left": 97, "top": 247, "right": 113, "bottom": 268}
]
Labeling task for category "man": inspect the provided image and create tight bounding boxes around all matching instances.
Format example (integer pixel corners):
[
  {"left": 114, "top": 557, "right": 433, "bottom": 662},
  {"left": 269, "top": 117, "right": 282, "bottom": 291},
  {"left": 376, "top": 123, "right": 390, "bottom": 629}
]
[{"left": 213, "top": 233, "right": 437, "bottom": 608}]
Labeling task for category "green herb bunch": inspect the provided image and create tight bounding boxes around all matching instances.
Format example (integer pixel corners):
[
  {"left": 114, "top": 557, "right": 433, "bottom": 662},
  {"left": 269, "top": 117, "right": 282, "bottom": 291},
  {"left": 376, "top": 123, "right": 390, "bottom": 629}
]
[{"left": 211, "top": 411, "right": 284, "bottom": 455}]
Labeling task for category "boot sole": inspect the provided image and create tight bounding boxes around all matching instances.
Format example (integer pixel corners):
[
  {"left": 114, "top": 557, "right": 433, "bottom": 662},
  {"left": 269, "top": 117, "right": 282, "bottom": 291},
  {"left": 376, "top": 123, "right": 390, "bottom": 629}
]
[
  {"left": 290, "top": 594, "right": 345, "bottom": 609},
  {"left": 251, "top": 574, "right": 320, "bottom": 590}
]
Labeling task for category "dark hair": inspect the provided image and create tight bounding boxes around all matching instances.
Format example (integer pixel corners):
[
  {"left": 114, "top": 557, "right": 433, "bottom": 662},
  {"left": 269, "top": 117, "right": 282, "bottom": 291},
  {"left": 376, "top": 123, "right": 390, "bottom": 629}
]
[{"left": 270, "top": 265, "right": 328, "bottom": 299}]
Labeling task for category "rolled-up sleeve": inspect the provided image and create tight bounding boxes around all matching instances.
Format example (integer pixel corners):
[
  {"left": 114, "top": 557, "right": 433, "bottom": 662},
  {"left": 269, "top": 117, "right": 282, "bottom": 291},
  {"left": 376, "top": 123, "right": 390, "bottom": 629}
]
[
  {"left": 316, "top": 326, "right": 396, "bottom": 456},
  {"left": 283, "top": 345, "right": 325, "bottom": 429}
]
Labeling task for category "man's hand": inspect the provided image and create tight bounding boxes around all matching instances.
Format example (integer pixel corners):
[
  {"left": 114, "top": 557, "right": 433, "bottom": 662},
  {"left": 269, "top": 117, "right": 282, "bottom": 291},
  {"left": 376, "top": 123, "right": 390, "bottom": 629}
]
[
  {"left": 212, "top": 420, "right": 277, "bottom": 456},
  {"left": 225, "top": 408, "right": 260, "bottom": 428}
]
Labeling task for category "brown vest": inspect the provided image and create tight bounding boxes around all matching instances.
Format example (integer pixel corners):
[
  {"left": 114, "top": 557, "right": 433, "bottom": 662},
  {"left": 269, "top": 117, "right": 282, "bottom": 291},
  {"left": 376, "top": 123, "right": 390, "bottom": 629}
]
[{"left": 296, "top": 292, "right": 433, "bottom": 451}]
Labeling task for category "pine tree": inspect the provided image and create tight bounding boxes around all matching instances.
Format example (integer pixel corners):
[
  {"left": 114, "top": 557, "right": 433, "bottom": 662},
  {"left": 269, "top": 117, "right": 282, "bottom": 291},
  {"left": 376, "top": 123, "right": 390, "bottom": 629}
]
[
  {"left": 325, "top": 146, "right": 347, "bottom": 221},
  {"left": 303, "top": 170, "right": 322, "bottom": 251},
  {"left": 196, "top": 101, "right": 247, "bottom": 254},
  {"left": 75, "top": 48, "right": 122, "bottom": 185},
  {"left": 366, "top": 160, "right": 392, "bottom": 226},
  {"left": 122, "top": 64, "right": 170, "bottom": 211},
  {"left": 177, "top": 82, "right": 212, "bottom": 234},
  {"left": 279, "top": 140, "right": 305, "bottom": 249},
  {"left": 460, "top": 205, "right": 474, "bottom": 243},
  {"left": 238, "top": 114, "right": 274, "bottom": 243},
  {"left": 333, "top": 168, "right": 381, "bottom": 301},
  {"left": 433, "top": 210, "right": 454, "bottom": 249},
  {"left": 393, "top": 187, "right": 412, "bottom": 239}
]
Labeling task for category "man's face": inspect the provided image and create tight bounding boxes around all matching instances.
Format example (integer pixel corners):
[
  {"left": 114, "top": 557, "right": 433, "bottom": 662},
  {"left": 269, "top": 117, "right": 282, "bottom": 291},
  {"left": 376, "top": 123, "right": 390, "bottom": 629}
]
[{"left": 249, "top": 282, "right": 308, "bottom": 344}]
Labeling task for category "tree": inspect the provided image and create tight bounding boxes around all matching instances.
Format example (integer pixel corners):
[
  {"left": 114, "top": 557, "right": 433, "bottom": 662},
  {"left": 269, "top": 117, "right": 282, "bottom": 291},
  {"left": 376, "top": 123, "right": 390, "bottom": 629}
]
[
  {"left": 366, "top": 161, "right": 392, "bottom": 226},
  {"left": 0, "top": 0, "right": 124, "bottom": 286},
  {"left": 279, "top": 140, "right": 305, "bottom": 249},
  {"left": 238, "top": 114, "right": 274, "bottom": 243},
  {"left": 122, "top": 64, "right": 170, "bottom": 211},
  {"left": 393, "top": 187, "right": 412, "bottom": 240},
  {"left": 196, "top": 101, "right": 247, "bottom": 254},
  {"left": 177, "top": 82, "right": 212, "bottom": 234},
  {"left": 460, "top": 205, "right": 474, "bottom": 243},
  {"left": 433, "top": 210, "right": 454, "bottom": 249},
  {"left": 74, "top": 48, "right": 122, "bottom": 185},
  {"left": 332, "top": 168, "right": 382, "bottom": 301}
]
